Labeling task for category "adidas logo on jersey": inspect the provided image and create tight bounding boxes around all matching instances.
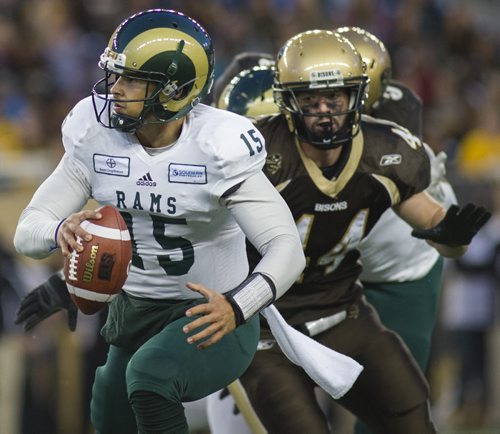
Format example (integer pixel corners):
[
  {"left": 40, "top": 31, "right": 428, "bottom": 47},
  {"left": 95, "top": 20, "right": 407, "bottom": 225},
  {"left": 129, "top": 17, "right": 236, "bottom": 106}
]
[{"left": 136, "top": 172, "right": 157, "bottom": 187}]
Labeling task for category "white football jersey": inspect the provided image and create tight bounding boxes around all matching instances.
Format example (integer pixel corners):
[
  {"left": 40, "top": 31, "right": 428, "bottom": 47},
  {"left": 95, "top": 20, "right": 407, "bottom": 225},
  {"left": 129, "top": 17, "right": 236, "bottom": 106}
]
[{"left": 62, "top": 98, "right": 267, "bottom": 299}]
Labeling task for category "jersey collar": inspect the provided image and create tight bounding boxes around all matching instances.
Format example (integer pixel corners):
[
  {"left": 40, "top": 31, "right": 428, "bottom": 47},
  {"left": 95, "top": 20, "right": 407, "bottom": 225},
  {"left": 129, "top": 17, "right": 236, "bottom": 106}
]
[{"left": 295, "top": 129, "right": 364, "bottom": 198}]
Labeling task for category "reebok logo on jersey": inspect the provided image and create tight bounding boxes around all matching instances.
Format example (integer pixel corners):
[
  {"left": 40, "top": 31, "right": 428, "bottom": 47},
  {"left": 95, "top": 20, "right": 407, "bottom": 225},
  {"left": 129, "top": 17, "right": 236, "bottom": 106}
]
[
  {"left": 169, "top": 163, "right": 207, "bottom": 184},
  {"left": 137, "top": 172, "right": 157, "bottom": 187},
  {"left": 314, "top": 201, "right": 347, "bottom": 212},
  {"left": 379, "top": 154, "right": 402, "bottom": 166}
]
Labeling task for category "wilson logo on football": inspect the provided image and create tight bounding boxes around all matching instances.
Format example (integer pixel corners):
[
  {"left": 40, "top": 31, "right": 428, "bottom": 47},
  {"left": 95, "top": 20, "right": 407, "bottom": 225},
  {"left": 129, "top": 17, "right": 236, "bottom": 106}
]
[{"left": 83, "top": 245, "right": 99, "bottom": 282}]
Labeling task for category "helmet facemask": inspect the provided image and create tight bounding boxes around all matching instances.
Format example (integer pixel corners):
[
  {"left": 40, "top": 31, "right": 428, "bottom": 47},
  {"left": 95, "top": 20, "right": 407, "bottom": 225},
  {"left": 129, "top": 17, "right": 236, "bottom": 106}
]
[
  {"left": 274, "top": 30, "right": 368, "bottom": 150},
  {"left": 93, "top": 70, "right": 163, "bottom": 133},
  {"left": 274, "top": 79, "right": 368, "bottom": 150}
]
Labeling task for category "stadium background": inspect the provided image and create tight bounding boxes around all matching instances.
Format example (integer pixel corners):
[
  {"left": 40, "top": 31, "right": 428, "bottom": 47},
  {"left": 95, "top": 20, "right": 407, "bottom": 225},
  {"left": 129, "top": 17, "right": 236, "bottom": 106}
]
[{"left": 0, "top": 0, "right": 499, "bottom": 433}]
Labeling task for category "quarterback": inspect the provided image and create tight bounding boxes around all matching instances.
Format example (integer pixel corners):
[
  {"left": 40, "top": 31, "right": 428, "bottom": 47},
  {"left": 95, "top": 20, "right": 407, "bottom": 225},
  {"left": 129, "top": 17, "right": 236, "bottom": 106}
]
[{"left": 13, "top": 9, "right": 305, "bottom": 434}]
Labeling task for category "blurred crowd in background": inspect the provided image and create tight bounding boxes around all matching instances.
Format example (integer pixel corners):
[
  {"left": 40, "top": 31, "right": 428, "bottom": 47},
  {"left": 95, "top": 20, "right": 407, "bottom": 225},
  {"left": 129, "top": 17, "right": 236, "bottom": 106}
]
[{"left": 0, "top": 0, "right": 499, "bottom": 433}]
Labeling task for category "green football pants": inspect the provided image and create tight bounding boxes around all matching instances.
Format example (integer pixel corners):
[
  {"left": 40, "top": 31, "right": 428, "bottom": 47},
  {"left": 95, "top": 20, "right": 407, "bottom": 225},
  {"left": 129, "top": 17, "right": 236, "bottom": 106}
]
[{"left": 90, "top": 312, "right": 259, "bottom": 434}]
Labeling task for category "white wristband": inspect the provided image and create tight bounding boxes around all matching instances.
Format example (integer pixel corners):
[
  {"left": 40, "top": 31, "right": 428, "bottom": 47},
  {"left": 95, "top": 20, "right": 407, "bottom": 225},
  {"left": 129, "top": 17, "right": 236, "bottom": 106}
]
[{"left": 226, "top": 273, "right": 276, "bottom": 325}]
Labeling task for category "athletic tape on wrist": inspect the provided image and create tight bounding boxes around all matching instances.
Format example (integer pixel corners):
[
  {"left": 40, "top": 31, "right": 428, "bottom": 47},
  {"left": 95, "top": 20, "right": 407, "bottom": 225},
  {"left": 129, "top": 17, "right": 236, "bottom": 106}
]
[{"left": 226, "top": 273, "right": 276, "bottom": 326}]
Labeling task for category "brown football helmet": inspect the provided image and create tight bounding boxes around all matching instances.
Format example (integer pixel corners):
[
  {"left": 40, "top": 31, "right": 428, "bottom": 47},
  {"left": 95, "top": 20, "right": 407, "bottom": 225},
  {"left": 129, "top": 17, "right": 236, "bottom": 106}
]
[
  {"left": 274, "top": 30, "right": 368, "bottom": 149},
  {"left": 335, "top": 27, "right": 392, "bottom": 111}
]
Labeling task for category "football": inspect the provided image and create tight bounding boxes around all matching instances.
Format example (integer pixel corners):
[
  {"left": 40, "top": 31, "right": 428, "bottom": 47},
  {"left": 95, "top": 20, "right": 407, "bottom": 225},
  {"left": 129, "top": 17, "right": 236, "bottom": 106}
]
[{"left": 64, "top": 205, "right": 132, "bottom": 315}]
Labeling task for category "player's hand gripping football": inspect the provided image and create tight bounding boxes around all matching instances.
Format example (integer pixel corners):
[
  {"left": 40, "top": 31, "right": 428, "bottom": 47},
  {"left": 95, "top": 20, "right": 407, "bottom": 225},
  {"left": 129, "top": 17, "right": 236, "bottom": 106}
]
[
  {"left": 412, "top": 203, "right": 491, "bottom": 246},
  {"left": 15, "top": 272, "right": 78, "bottom": 332},
  {"left": 183, "top": 282, "right": 237, "bottom": 350},
  {"left": 57, "top": 209, "right": 102, "bottom": 257}
]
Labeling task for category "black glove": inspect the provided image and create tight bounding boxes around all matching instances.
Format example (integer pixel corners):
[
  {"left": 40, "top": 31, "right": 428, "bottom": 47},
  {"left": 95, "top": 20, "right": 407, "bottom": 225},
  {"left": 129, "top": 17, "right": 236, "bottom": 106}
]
[
  {"left": 411, "top": 203, "right": 491, "bottom": 247},
  {"left": 15, "top": 272, "right": 78, "bottom": 332}
]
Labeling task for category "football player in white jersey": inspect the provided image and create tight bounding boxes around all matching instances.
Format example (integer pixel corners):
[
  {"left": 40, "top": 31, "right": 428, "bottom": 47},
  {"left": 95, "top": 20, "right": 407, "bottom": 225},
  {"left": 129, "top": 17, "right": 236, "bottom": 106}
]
[{"left": 13, "top": 9, "right": 305, "bottom": 434}]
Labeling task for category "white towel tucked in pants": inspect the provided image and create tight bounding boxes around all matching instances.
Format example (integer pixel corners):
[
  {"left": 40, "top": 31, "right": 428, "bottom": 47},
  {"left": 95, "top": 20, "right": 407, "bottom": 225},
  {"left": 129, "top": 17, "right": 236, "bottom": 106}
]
[{"left": 262, "top": 305, "right": 363, "bottom": 399}]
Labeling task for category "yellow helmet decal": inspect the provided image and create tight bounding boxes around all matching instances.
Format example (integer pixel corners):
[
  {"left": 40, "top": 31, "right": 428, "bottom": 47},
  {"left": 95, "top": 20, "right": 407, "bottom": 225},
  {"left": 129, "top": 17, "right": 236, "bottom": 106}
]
[{"left": 121, "top": 28, "right": 209, "bottom": 111}]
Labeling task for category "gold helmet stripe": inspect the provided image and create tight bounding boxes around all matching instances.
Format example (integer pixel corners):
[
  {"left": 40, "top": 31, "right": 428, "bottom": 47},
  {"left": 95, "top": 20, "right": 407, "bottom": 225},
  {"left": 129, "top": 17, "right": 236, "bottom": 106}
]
[{"left": 124, "top": 28, "right": 208, "bottom": 75}]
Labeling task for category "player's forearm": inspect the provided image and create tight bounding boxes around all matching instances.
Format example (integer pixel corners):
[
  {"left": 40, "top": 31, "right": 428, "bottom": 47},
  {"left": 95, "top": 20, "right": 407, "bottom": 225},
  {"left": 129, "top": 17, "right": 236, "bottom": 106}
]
[
  {"left": 252, "top": 232, "right": 305, "bottom": 298},
  {"left": 225, "top": 172, "right": 305, "bottom": 300},
  {"left": 14, "top": 154, "right": 91, "bottom": 258},
  {"left": 14, "top": 207, "right": 62, "bottom": 258}
]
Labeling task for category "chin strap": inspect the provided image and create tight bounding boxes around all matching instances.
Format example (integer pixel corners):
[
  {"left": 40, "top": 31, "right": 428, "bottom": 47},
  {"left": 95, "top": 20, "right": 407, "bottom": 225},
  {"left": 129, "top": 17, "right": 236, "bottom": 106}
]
[
  {"left": 225, "top": 273, "right": 276, "bottom": 327},
  {"left": 293, "top": 112, "right": 356, "bottom": 150},
  {"left": 111, "top": 112, "right": 143, "bottom": 133}
]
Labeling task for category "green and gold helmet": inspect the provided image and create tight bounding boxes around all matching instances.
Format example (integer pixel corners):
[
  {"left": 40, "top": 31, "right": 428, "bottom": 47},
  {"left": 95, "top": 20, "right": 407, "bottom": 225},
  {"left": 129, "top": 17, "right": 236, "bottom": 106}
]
[
  {"left": 274, "top": 30, "right": 368, "bottom": 149},
  {"left": 92, "top": 9, "right": 214, "bottom": 132},
  {"left": 212, "top": 52, "right": 274, "bottom": 106},
  {"left": 217, "top": 65, "right": 279, "bottom": 118},
  {"left": 335, "top": 27, "right": 391, "bottom": 111}
]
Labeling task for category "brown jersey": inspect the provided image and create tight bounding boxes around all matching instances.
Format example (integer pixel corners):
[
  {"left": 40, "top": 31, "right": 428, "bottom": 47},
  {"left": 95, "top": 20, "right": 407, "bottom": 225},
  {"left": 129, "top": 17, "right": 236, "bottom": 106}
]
[{"left": 251, "top": 114, "right": 430, "bottom": 325}]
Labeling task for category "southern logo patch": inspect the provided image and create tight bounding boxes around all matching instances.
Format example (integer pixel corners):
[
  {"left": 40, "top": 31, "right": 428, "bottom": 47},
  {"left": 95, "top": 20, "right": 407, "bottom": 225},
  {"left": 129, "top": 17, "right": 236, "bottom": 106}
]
[
  {"left": 168, "top": 163, "right": 207, "bottom": 184},
  {"left": 93, "top": 154, "right": 130, "bottom": 177}
]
